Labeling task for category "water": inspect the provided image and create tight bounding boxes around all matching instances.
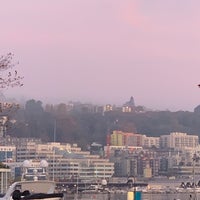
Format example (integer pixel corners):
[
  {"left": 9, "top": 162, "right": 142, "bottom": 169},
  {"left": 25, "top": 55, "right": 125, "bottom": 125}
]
[
  {"left": 64, "top": 192, "right": 200, "bottom": 200},
  {"left": 64, "top": 193, "right": 124, "bottom": 200},
  {"left": 142, "top": 193, "right": 195, "bottom": 200}
]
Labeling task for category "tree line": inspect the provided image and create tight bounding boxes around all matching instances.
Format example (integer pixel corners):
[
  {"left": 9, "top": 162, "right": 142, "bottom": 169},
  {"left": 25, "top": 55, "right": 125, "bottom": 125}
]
[{"left": 8, "top": 99, "right": 200, "bottom": 149}]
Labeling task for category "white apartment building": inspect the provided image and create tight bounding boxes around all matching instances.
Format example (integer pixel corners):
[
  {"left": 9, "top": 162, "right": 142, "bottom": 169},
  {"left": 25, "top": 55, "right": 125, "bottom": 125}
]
[
  {"left": 142, "top": 135, "right": 160, "bottom": 148},
  {"left": 160, "top": 132, "right": 199, "bottom": 150}
]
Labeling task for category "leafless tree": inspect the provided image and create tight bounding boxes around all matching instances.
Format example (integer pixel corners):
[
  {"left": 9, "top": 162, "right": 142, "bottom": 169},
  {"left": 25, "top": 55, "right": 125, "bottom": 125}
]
[
  {"left": 0, "top": 53, "right": 24, "bottom": 138},
  {"left": 0, "top": 53, "right": 23, "bottom": 113},
  {"left": 0, "top": 53, "right": 23, "bottom": 89}
]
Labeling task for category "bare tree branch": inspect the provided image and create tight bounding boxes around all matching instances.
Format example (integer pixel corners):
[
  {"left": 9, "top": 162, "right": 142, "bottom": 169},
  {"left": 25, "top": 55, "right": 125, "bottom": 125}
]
[{"left": 0, "top": 53, "right": 24, "bottom": 89}]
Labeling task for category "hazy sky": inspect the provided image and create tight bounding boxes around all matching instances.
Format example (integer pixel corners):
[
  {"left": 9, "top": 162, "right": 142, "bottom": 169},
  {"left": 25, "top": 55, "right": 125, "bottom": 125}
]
[{"left": 0, "top": 0, "right": 200, "bottom": 111}]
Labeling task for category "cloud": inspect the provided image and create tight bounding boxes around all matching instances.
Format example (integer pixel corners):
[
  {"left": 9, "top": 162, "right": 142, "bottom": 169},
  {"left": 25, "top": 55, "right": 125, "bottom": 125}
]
[{"left": 117, "top": 1, "right": 147, "bottom": 28}]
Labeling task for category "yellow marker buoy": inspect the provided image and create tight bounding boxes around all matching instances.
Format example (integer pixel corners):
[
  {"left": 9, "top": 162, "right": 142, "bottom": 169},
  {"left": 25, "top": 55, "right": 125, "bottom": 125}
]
[{"left": 127, "top": 191, "right": 134, "bottom": 200}]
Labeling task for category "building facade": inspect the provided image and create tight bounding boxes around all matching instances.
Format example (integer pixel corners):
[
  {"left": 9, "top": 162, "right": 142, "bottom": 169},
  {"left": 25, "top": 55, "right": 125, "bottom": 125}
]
[{"left": 160, "top": 132, "right": 199, "bottom": 150}]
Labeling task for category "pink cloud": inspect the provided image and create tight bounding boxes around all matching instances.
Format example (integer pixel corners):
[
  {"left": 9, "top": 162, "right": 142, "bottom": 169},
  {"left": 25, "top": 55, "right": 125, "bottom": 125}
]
[{"left": 117, "top": 1, "right": 147, "bottom": 28}]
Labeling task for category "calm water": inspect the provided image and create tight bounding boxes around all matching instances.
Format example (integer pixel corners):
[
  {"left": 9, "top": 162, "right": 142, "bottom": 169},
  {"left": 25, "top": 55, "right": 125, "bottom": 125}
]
[{"left": 64, "top": 192, "right": 200, "bottom": 200}]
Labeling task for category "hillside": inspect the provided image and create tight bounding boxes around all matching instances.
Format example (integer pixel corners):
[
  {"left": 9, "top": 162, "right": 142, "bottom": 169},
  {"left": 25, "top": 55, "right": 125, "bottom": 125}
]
[{"left": 8, "top": 99, "right": 200, "bottom": 149}]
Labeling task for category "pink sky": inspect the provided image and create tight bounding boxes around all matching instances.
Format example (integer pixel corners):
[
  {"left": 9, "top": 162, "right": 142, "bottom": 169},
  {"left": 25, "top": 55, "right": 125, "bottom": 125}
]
[{"left": 0, "top": 0, "right": 200, "bottom": 111}]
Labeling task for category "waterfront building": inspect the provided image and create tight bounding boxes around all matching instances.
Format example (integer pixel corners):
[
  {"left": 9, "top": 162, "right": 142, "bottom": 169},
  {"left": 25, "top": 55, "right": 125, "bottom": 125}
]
[
  {"left": 15, "top": 141, "right": 114, "bottom": 181},
  {"left": 47, "top": 157, "right": 114, "bottom": 181}
]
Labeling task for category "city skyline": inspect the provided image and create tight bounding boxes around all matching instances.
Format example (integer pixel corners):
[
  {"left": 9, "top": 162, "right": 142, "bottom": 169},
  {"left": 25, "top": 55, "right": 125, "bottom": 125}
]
[{"left": 0, "top": 1, "right": 200, "bottom": 111}]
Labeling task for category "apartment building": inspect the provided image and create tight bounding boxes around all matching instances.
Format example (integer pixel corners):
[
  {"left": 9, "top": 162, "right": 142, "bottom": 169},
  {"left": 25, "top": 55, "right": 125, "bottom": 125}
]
[
  {"left": 110, "top": 131, "right": 123, "bottom": 146},
  {"left": 110, "top": 131, "right": 143, "bottom": 146},
  {"left": 142, "top": 135, "right": 160, "bottom": 148},
  {"left": 160, "top": 132, "right": 199, "bottom": 150}
]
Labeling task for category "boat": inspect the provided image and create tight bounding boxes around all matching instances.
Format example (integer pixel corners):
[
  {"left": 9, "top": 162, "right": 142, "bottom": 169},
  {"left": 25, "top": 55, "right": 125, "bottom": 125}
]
[
  {"left": 0, "top": 160, "right": 63, "bottom": 200},
  {"left": 0, "top": 180, "right": 63, "bottom": 200}
]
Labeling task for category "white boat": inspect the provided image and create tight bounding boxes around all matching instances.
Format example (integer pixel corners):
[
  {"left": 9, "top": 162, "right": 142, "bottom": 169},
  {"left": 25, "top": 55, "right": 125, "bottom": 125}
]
[
  {"left": 0, "top": 160, "right": 63, "bottom": 200},
  {"left": 0, "top": 180, "right": 63, "bottom": 200}
]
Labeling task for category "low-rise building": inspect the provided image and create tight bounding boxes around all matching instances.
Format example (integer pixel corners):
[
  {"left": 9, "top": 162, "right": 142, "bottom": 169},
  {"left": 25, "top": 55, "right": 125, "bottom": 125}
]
[{"left": 15, "top": 141, "right": 114, "bottom": 181}]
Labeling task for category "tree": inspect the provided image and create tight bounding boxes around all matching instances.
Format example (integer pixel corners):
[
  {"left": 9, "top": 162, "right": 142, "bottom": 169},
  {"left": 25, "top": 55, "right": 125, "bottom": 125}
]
[
  {"left": 0, "top": 53, "right": 23, "bottom": 137},
  {"left": 0, "top": 53, "right": 23, "bottom": 116},
  {"left": 0, "top": 53, "right": 23, "bottom": 89}
]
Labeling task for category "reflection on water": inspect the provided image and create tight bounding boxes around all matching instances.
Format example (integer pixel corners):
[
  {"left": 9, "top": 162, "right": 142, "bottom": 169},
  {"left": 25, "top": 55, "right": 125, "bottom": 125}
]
[{"left": 64, "top": 192, "right": 200, "bottom": 200}]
